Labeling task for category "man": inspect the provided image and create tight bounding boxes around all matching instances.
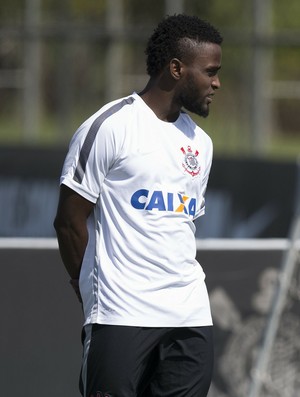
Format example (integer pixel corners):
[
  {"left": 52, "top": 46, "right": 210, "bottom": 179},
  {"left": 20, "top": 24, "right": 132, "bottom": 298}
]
[{"left": 54, "top": 13, "right": 222, "bottom": 397}]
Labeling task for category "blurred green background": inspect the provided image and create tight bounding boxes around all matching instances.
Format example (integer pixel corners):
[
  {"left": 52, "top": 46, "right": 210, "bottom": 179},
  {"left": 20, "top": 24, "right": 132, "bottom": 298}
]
[{"left": 1, "top": 0, "right": 300, "bottom": 159}]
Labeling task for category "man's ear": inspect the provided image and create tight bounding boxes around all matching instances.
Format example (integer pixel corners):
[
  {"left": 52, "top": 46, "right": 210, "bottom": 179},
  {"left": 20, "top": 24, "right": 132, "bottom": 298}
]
[{"left": 169, "top": 58, "right": 183, "bottom": 80}]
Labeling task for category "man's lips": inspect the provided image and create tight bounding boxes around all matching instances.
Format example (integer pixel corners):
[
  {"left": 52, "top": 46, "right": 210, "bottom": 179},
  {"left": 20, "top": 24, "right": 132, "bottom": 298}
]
[{"left": 206, "top": 94, "right": 214, "bottom": 103}]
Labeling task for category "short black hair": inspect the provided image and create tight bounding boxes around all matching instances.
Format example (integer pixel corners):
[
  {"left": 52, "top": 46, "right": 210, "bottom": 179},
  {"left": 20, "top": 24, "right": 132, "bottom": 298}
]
[{"left": 145, "top": 14, "right": 223, "bottom": 77}]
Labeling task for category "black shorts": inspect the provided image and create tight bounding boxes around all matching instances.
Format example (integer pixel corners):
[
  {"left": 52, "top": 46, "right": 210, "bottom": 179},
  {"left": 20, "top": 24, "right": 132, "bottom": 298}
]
[{"left": 79, "top": 324, "right": 214, "bottom": 397}]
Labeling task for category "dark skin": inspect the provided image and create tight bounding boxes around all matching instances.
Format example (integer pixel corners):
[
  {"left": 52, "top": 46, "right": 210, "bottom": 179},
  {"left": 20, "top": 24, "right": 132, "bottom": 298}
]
[
  {"left": 54, "top": 185, "right": 94, "bottom": 281},
  {"left": 54, "top": 41, "right": 222, "bottom": 300}
]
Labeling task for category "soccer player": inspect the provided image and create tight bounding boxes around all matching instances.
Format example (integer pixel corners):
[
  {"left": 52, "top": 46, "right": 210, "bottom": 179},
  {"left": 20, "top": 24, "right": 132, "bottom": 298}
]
[{"left": 54, "top": 14, "right": 222, "bottom": 397}]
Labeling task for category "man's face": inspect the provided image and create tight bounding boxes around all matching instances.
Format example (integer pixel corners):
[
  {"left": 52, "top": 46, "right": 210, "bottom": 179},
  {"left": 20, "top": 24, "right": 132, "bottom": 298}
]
[{"left": 177, "top": 42, "right": 222, "bottom": 118}]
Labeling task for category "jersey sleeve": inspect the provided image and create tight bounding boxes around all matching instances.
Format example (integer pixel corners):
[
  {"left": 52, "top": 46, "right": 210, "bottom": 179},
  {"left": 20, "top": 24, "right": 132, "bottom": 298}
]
[{"left": 60, "top": 116, "right": 119, "bottom": 203}]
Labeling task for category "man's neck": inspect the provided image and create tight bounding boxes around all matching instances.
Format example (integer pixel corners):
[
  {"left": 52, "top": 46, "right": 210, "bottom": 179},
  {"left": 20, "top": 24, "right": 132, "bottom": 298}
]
[{"left": 138, "top": 78, "right": 181, "bottom": 123}]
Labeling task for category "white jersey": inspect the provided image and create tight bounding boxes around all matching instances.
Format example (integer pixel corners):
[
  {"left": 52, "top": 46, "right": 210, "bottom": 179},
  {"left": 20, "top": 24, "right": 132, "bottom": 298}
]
[{"left": 60, "top": 92, "right": 213, "bottom": 327}]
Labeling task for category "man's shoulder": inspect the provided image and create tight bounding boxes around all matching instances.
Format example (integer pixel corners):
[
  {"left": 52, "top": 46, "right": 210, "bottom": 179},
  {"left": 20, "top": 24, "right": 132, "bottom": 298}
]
[
  {"left": 93, "top": 93, "right": 137, "bottom": 123},
  {"left": 75, "top": 94, "right": 137, "bottom": 136}
]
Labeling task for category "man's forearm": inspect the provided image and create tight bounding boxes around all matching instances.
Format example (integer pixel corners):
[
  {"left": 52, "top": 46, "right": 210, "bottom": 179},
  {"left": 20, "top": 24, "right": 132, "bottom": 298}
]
[
  {"left": 55, "top": 224, "right": 89, "bottom": 280},
  {"left": 54, "top": 185, "right": 94, "bottom": 290}
]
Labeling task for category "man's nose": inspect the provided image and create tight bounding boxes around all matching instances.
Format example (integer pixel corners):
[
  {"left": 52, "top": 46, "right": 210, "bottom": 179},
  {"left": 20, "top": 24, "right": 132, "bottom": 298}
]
[{"left": 212, "top": 76, "right": 221, "bottom": 90}]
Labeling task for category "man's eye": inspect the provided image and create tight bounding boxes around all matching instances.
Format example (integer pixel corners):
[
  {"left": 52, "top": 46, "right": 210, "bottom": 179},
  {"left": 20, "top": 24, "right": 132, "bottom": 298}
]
[{"left": 207, "top": 68, "right": 220, "bottom": 77}]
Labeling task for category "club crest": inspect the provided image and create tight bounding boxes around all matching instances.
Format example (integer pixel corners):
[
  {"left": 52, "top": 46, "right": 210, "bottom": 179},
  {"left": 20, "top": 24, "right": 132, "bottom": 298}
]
[{"left": 181, "top": 146, "right": 200, "bottom": 177}]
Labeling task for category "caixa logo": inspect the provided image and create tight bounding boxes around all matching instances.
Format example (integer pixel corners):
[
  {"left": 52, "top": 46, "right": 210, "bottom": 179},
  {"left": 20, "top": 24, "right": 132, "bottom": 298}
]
[{"left": 130, "top": 189, "right": 197, "bottom": 217}]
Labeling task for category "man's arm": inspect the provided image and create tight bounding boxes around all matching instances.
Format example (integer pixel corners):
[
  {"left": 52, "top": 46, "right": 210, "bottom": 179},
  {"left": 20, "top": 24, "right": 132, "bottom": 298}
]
[{"left": 53, "top": 185, "right": 95, "bottom": 300}]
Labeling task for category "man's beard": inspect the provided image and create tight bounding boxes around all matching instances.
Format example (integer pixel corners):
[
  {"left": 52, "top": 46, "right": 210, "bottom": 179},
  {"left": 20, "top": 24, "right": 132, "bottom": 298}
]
[
  {"left": 179, "top": 78, "right": 210, "bottom": 118},
  {"left": 183, "top": 99, "right": 209, "bottom": 118}
]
